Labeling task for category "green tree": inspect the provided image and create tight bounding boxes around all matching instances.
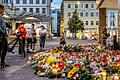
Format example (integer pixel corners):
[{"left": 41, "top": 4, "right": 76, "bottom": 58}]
[{"left": 68, "top": 9, "right": 85, "bottom": 39}]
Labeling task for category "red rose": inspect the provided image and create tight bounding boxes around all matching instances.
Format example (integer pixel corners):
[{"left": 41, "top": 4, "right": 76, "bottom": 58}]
[{"left": 74, "top": 64, "right": 80, "bottom": 68}]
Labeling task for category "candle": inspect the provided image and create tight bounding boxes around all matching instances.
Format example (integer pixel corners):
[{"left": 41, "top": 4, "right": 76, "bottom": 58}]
[
  {"left": 100, "top": 70, "right": 107, "bottom": 80},
  {"left": 114, "top": 75, "right": 119, "bottom": 80}
]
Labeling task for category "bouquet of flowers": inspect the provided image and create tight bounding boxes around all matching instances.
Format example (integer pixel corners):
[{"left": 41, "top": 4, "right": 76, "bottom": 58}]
[{"left": 27, "top": 44, "right": 120, "bottom": 79}]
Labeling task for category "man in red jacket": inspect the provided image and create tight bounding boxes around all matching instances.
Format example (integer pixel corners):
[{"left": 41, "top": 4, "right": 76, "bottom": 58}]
[{"left": 18, "top": 23, "right": 27, "bottom": 58}]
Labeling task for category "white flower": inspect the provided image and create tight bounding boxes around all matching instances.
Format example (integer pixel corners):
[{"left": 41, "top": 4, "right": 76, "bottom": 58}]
[
  {"left": 73, "top": 76, "right": 76, "bottom": 80},
  {"left": 62, "top": 73, "right": 66, "bottom": 77},
  {"left": 42, "top": 64, "right": 49, "bottom": 69}
]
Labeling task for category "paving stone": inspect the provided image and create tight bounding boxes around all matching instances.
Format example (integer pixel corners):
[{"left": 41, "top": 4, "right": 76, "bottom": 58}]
[{"left": 0, "top": 38, "right": 96, "bottom": 80}]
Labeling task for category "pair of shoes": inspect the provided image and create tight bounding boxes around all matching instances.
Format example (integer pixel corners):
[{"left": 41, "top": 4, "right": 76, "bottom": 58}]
[
  {"left": 0, "top": 63, "right": 10, "bottom": 68},
  {"left": 27, "top": 50, "right": 30, "bottom": 53},
  {"left": 29, "top": 49, "right": 33, "bottom": 52},
  {"left": 40, "top": 48, "right": 42, "bottom": 51}
]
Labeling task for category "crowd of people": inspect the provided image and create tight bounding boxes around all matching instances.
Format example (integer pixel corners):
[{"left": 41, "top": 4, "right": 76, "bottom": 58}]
[{"left": 17, "top": 23, "right": 48, "bottom": 55}]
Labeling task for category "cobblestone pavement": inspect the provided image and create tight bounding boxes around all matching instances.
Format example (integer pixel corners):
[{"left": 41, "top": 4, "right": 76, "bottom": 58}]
[{"left": 0, "top": 37, "right": 97, "bottom": 80}]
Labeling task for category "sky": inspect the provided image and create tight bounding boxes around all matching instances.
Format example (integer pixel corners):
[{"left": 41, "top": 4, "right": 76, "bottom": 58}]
[{"left": 51, "top": 0, "right": 62, "bottom": 9}]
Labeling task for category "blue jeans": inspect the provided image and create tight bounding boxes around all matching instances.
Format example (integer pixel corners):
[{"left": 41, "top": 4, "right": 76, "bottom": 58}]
[{"left": 40, "top": 36, "right": 46, "bottom": 49}]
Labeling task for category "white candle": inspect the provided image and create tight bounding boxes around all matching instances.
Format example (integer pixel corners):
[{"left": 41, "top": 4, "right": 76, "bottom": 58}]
[
  {"left": 101, "top": 70, "right": 107, "bottom": 80},
  {"left": 114, "top": 75, "right": 119, "bottom": 80}
]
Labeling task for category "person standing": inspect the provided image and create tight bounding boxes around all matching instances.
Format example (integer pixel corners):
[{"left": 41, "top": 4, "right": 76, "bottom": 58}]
[
  {"left": 18, "top": 23, "right": 27, "bottom": 57},
  {"left": 0, "top": 4, "right": 9, "bottom": 68},
  {"left": 27, "top": 24, "right": 36, "bottom": 52},
  {"left": 39, "top": 25, "right": 47, "bottom": 51},
  {"left": 60, "top": 36, "right": 66, "bottom": 46},
  {"left": 26, "top": 28, "right": 32, "bottom": 53},
  {"left": 113, "top": 35, "right": 118, "bottom": 50}
]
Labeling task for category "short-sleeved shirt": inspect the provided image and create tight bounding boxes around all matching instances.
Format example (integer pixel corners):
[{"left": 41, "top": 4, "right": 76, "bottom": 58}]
[
  {"left": 39, "top": 29, "right": 47, "bottom": 37},
  {"left": 30, "top": 28, "right": 36, "bottom": 38}
]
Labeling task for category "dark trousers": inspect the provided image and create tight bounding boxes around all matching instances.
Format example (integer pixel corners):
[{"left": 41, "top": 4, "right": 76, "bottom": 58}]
[
  {"left": 19, "top": 37, "right": 26, "bottom": 57},
  {"left": 27, "top": 38, "right": 37, "bottom": 51},
  {"left": 0, "top": 37, "right": 8, "bottom": 64},
  {"left": 27, "top": 37, "right": 32, "bottom": 51},
  {"left": 40, "top": 36, "right": 46, "bottom": 49}
]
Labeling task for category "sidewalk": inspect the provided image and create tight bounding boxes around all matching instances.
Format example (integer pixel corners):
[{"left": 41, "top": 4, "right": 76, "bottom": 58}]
[
  {"left": 0, "top": 38, "right": 97, "bottom": 80},
  {"left": 0, "top": 37, "right": 62, "bottom": 80}
]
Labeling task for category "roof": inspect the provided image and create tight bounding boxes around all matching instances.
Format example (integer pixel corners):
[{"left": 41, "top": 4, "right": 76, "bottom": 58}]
[{"left": 3, "top": 7, "right": 50, "bottom": 22}]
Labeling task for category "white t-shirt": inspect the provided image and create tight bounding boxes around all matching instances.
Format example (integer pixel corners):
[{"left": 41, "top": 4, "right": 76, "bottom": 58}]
[{"left": 39, "top": 29, "right": 47, "bottom": 37}]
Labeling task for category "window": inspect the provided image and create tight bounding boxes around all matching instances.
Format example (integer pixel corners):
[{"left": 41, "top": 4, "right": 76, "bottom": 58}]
[
  {"left": 85, "top": 12, "right": 88, "bottom": 17},
  {"left": 42, "top": 0, "right": 46, "bottom": 4},
  {"left": 23, "top": 8, "right": 27, "bottom": 12},
  {"left": 23, "top": 0, "right": 27, "bottom": 4},
  {"left": 3, "top": 0, "right": 8, "bottom": 4},
  {"left": 80, "top": 12, "right": 83, "bottom": 17},
  {"left": 68, "top": 12, "right": 71, "bottom": 17},
  {"left": 91, "top": 4, "right": 94, "bottom": 8},
  {"left": 81, "top": 4, "right": 83, "bottom": 8},
  {"left": 15, "top": 8, "right": 19, "bottom": 11},
  {"left": 96, "top": 21, "right": 98, "bottom": 25},
  {"left": 68, "top": 4, "right": 71, "bottom": 8},
  {"left": 91, "top": 21, "right": 94, "bottom": 25},
  {"left": 42, "top": 8, "right": 46, "bottom": 14},
  {"left": 10, "top": 0, "right": 13, "bottom": 3},
  {"left": 91, "top": 12, "right": 94, "bottom": 17},
  {"left": 36, "top": 0, "right": 40, "bottom": 4},
  {"left": 96, "top": 12, "right": 99, "bottom": 17},
  {"left": 16, "top": 0, "right": 20, "bottom": 4},
  {"left": 29, "top": 0, "right": 33, "bottom": 4},
  {"left": 86, "top": 21, "right": 88, "bottom": 25},
  {"left": 29, "top": 8, "right": 33, "bottom": 12},
  {"left": 85, "top": 4, "right": 88, "bottom": 8},
  {"left": 75, "top": 4, "right": 78, "bottom": 8},
  {"left": 36, "top": 8, "right": 39, "bottom": 13}
]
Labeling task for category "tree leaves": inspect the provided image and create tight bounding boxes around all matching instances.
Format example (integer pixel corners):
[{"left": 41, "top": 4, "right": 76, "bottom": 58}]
[{"left": 68, "top": 9, "right": 85, "bottom": 33}]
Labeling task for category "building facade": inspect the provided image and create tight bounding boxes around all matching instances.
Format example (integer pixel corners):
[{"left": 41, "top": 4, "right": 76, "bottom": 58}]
[
  {"left": 62, "top": 0, "right": 99, "bottom": 39},
  {"left": 51, "top": 9, "right": 60, "bottom": 36},
  {"left": 96, "top": 0, "right": 119, "bottom": 43},
  {"left": 61, "top": 0, "right": 119, "bottom": 40},
  {"left": 106, "top": 9, "right": 118, "bottom": 40},
  {"left": 1, "top": 0, "right": 52, "bottom": 33}
]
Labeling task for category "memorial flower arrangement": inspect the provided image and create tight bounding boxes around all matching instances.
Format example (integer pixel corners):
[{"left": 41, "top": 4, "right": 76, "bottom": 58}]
[{"left": 27, "top": 44, "right": 120, "bottom": 80}]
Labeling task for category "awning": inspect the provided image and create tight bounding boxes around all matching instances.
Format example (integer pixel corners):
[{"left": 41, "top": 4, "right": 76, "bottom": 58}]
[{"left": 3, "top": 7, "right": 51, "bottom": 22}]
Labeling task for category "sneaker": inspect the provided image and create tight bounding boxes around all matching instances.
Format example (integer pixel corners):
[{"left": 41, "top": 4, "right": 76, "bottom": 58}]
[
  {"left": 33, "top": 50, "right": 36, "bottom": 53},
  {"left": 0, "top": 63, "right": 10, "bottom": 68},
  {"left": 29, "top": 49, "right": 33, "bottom": 52}
]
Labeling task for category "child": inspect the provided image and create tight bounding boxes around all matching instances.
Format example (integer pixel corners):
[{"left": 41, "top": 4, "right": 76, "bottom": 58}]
[{"left": 60, "top": 36, "right": 66, "bottom": 45}]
